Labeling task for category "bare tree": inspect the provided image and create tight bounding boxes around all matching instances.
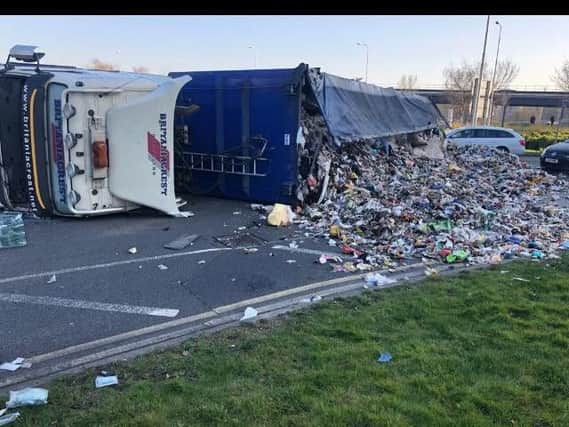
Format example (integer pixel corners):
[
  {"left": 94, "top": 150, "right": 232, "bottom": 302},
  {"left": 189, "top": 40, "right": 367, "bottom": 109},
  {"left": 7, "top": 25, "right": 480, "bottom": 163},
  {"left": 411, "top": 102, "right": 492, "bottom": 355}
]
[
  {"left": 397, "top": 74, "right": 418, "bottom": 90},
  {"left": 443, "top": 61, "right": 482, "bottom": 123},
  {"left": 492, "top": 59, "right": 519, "bottom": 90},
  {"left": 86, "top": 59, "right": 117, "bottom": 71},
  {"left": 443, "top": 59, "right": 519, "bottom": 123},
  {"left": 132, "top": 66, "right": 149, "bottom": 73},
  {"left": 552, "top": 60, "right": 569, "bottom": 91}
]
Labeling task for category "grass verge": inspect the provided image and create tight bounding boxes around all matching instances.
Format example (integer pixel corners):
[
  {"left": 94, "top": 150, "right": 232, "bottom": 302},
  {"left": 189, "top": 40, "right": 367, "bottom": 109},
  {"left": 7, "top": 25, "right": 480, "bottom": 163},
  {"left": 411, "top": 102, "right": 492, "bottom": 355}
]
[{"left": 6, "top": 259, "right": 569, "bottom": 426}]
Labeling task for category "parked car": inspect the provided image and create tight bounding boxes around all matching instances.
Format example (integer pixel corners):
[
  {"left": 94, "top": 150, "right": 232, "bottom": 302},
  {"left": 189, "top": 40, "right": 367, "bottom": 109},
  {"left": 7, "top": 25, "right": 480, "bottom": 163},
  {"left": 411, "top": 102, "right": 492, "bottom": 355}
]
[
  {"left": 445, "top": 126, "right": 526, "bottom": 156},
  {"left": 540, "top": 139, "right": 569, "bottom": 173}
]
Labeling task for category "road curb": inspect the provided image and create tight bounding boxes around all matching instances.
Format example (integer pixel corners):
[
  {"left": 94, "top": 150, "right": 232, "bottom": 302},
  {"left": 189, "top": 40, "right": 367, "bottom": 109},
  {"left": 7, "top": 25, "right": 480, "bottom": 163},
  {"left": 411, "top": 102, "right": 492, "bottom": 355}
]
[{"left": 0, "top": 260, "right": 493, "bottom": 395}]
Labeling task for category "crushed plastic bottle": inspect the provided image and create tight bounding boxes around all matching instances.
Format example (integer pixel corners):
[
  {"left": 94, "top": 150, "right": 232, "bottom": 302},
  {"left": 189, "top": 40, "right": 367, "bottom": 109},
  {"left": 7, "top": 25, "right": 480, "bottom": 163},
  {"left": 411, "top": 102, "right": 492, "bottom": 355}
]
[{"left": 0, "top": 212, "right": 26, "bottom": 249}]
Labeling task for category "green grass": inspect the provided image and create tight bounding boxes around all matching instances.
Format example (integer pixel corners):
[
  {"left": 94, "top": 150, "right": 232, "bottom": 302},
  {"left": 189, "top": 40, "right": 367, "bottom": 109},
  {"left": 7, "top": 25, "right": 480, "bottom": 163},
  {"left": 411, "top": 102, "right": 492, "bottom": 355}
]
[
  {"left": 8, "top": 259, "right": 569, "bottom": 426},
  {"left": 510, "top": 125, "right": 569, "bottom": 151}
]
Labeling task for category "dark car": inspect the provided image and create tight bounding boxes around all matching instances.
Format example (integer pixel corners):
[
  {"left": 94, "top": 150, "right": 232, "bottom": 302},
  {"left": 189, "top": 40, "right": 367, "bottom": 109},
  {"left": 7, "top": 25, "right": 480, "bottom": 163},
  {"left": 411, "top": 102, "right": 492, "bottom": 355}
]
[{"left": 541, "top": 140, "right": 569, "bottom": 173}]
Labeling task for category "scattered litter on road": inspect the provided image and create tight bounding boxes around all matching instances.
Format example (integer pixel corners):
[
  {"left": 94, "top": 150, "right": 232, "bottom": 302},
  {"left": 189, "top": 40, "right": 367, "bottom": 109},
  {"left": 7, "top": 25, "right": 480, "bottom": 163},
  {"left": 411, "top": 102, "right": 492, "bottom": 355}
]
[
  {"left": 95, "top": 374, "right": 119, "bottom": 389},
  {"left": 243, "top": 248, "right": 258, "bottom": 254},
  {"left": 240, "top": 307, "right": 258, "bottom": 321},
  {"left": 233, "top": 211, "right": 242, "bottom": 215},
  {"left": 0, "top": 358, "right": 27, "bottom": 372},
  {"left": 157, "top": 264, "right": 168, "bottom": 270},
  {"left": 0, "top": 411, "right": 20, "bottom": 426},
  {"left": 237, "top": 226, "right": 247, "bottom": 231},
  {"left": 267, "top": 203, "right": 296, "bottom": 227},
  {"left": 301, "top": 295, "right": 323, "bottom": 303},
  {"left": 289, "top": 241, "right": 299, "bottom": 249},
  {"left": 297, "top": 140, "right": 569, "bottom": 270},
  {"left": 377, "top": 352, "right": 393, "bottom": 363},
  {"left": 513, "top": 277, "right": 530, "bottom": 282},
  {"left": 328, "top": 238, "right": 336, "bottom": 246},
  {"left": 364, "top": 273, "right": 395, "bottom": 287},
  {"left": 0, "top": 363, "right": 19, "bottom": 372},
  {"left": 128, "top": 247, "right": 137, "bottom": 254},
  {"left": 286, "top": 259, "right": 297, "bottom": 264},
  {"left": 47, "top": 274, "right": 57, "bottom": 284},
  {"left": 318, "top": 254, "right": 343, "bottom": 264},
  {"left": 164, "top": 234, "right": 200, "bottom": 250},
  {"left": 5, "top": 388, "right": 48, "bottom": 408},
  {"left": 425, "top": 267, "right": 438, "bottom": 277},
  {"left": 0, "top": 212, "right": 27, "bottom": 249},
  {"left": 197, "top": 260, "right": 206, "bottom": 265}
]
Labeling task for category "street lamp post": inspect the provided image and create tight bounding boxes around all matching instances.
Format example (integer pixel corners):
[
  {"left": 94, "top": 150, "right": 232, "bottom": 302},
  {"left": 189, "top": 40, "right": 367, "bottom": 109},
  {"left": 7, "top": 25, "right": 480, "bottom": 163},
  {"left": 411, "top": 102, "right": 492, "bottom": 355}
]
[
  {"left": 487, "top": 20, "right": 503, "bottom": 125},
  {"left": 248, "top": 45, "right": 256, "bottom": 69},
  {"left": 472, "top": 15, "right": 491, "bottom": 126},
  {"left": 356, "top": 42, "right": 368, "bottom": 83}
]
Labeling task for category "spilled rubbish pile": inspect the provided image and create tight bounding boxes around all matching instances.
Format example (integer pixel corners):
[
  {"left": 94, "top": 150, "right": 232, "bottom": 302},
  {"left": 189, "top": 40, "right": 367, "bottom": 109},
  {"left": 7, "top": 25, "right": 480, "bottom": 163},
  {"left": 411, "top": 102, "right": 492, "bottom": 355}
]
[{"left": 296, "top": 133, "right": 569, "bottom": 269}]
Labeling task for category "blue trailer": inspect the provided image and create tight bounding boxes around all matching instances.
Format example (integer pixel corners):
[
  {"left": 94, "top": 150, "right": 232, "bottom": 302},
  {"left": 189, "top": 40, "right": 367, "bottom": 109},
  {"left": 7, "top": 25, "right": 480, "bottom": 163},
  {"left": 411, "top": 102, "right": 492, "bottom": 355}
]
[
  {"left": 170, "top": 64, "right": 445, "bottom": 206},
  {"left": 170, "top": 65, "right": 307, "bottom": 205}
]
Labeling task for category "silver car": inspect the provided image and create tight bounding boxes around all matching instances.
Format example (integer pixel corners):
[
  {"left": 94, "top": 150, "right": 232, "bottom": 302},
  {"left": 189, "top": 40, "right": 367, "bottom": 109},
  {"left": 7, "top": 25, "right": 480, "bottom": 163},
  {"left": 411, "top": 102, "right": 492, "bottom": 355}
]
[{"left": 445, "top": 126, "right": 526, "bottom": 156}]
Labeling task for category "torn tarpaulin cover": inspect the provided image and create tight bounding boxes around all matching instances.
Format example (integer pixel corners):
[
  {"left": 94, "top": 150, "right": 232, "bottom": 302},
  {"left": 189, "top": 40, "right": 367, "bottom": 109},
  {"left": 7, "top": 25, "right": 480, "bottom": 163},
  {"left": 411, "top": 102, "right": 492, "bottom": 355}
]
[{"left": 307, "top": 69, "right": 445, "bottom": 147}]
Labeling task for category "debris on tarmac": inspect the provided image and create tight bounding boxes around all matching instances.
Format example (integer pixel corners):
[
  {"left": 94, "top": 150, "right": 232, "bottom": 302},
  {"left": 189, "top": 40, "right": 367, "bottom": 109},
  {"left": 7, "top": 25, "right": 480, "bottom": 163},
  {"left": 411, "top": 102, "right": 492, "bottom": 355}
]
[
  {"left": 164, "top": 234, "right": 200, "bottom": 250},
  {"left": 197, "top": 260, "right": 206, "bottom": 265},
  {"left": 5, "top": 387, "right": 48, "bottom": 408},
  {"left": 364, "top": 273, "right": 395, "bottom": 287},
  {"left": 47, "top": 274, "right": 57, "bottom": 284},
  {"left": 267, "top": 203, "right": 296, "bottom": 227},
  {"left": 128, "top": 247, "right": 137, "bottom": 254},
  {"left": 240, "top": 307, "right": 258, "bottom": 321},
  {"left": 0, "top": 358, "right": 27, "bottom": 372},
  {"left": 0, "top": 212, "right": 27, "bottom": 249},
  {"left": 286, "top": 259, "right": 297, "bottom": 264},
  {"left": 301, "top": 295, "right": 323, "bottom": 303},
  {"left": 243, "top": 248, "right": 258, "bottom": 254},
  {"left": 157, "top": 264, "right": 168, "bottom": 270},
  {"left": 297, "top": 135, "right": 569, "bottom": 270}
]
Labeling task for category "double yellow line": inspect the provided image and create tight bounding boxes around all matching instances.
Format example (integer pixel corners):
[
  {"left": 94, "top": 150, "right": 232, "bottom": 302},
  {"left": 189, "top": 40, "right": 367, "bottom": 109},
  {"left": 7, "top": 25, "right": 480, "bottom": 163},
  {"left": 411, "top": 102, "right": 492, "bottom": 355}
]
[{"left": 29, "top": 89, "right": 47, "bottom": 210}]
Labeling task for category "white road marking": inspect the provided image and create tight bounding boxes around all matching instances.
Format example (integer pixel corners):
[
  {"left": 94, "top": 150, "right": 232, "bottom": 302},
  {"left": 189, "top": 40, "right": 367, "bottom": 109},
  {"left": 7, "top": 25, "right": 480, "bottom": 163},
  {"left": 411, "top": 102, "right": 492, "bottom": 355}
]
[
  {"left": 271, "top": 245, "right": 341, "bottom": 257},
  {"left": 0, "top": 293, "right": 180, "bottom": 318},
  {"left": 23, "top": 261, "right": 425, "bottom": 365},
  {"left": 0, "top": 247, "right": 232, "bottom": 286}
]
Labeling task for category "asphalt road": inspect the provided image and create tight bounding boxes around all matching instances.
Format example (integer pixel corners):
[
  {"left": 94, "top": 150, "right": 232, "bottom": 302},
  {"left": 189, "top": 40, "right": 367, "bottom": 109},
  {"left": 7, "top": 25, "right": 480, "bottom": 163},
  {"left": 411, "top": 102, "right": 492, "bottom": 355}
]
[
  {"left": 521, "top": 154, "right": 540, "bottom": 170},
  {"left": 0, "top": 196, "right": 352, "bottom": 362},
  {"left": 0, "top": 153, "right": 564, "bottom": 367}
]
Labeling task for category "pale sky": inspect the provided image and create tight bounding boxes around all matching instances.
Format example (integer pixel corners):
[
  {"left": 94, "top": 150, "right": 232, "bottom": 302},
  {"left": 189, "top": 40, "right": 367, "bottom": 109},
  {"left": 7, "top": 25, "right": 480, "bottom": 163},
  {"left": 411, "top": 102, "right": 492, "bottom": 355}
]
[{"left": 0, "top": 15, "right": 567, "bottom": 89}]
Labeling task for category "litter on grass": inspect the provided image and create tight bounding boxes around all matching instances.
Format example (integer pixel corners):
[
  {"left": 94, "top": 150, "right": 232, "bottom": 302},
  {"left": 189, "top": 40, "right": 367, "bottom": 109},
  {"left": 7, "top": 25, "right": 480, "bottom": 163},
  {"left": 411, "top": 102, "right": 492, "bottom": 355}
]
[
  {"left": 5, "top": 388, "right": 48, "bottom": 408},
  {"left": 95, "top": 375, "right": 119, "bottom": 388},
  {"left": 0, "top": 412, "right": 20, "bottom": 426},
  {"left": 377, "top": 352, "right": 393, "bottom": 363}
]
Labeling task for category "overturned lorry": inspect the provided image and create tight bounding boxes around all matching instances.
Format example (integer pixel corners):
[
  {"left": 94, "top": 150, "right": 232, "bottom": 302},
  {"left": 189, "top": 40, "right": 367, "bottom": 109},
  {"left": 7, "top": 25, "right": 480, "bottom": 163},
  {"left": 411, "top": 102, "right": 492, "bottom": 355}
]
[{"left": 0, "top": 45, "right": 446, "bottom": 218}]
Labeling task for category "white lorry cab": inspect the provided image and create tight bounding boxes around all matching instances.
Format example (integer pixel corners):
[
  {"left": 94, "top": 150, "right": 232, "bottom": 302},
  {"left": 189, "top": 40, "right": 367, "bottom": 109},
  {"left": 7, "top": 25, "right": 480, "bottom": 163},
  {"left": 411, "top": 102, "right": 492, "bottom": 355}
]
[{"left": 0, "top": 45, "right": 192, "bottom": 217}]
